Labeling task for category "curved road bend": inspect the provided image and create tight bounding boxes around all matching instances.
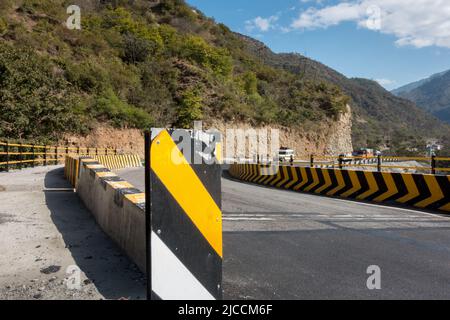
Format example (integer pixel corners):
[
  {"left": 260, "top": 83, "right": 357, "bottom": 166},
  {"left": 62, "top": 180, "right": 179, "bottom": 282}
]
[{"left": 117, "top": 167, "right": 450, "bottom": 300}]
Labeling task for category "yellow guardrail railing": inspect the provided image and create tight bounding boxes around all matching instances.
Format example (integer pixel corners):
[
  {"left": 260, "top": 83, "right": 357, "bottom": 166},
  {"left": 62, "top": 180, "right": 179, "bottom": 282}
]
[
  {"left": 0, "top": 140, "right": 118, "bottom": 172},
  {"left": 265, "top": 153, "right": 450, "bottom": 175}
]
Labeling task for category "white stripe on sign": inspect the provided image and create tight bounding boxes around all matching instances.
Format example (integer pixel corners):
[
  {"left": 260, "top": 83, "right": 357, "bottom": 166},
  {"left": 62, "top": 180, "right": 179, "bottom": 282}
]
[{"left": 151, "top": 232, "right": 215, "bottom": 300}]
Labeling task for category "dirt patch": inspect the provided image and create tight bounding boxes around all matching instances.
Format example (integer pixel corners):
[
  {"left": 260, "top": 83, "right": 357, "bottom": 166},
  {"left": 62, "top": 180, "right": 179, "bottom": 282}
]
[
  {"left": 63, "top": 126, "right": 144, "bottom": 158},
  {"left": 0, "top": 185, "right": 5, "bottom": 192}
]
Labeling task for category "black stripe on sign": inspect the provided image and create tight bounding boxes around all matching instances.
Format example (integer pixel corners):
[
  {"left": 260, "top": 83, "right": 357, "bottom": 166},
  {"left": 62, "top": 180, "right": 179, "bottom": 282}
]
[
  {"left": 352, "top": 171, "right": 369, "bottom": 198},
  {"left": 334, "top": 170, "right": 353, "bottom": 196},
  {"left": 406, "top": 174, "right": 431, "bottom": 206},
  {"left": 299, "top": 167, "right": 314, "bottom": 191},
  {"left": 310, "top": 168, "right": 325, "bottom": 193},
  {"left": 277, "top": 166, "right": 288, "bottom": 188},
  {"left": 366, "top": 171, "right": 387, "bottom": 201},
  {"left": 150, "top": 170, "right": 222, "bottom": 300},
  {"left": 284, "top": 166, "right": 297, "bottom": 190},
  {"left": 242, "top": 164, "right": 249, "bottom": 181},
  {"left": 251, "top": 164, "right": 258, "bottom": 182},
  {"left": 390, "top": 173, "right": 408, "bottom": 202},
  {"left": 264, "top": 166, "right": 280, "bottom": 185},
  {"left": 427, "top": 175, "right": 450, "bottom": 210},
  {"left": 322, "top": 169, "right": 338, "bottom": 195}
]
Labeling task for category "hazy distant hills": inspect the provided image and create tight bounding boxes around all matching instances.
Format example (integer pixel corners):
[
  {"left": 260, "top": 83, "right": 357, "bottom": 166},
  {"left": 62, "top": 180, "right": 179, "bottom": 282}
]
[
  {"left": 393, "top": 70, "right": 450, "bottom": 124},
  {"left": 236, "top": 34, "right": 450, "bottom": 151}
]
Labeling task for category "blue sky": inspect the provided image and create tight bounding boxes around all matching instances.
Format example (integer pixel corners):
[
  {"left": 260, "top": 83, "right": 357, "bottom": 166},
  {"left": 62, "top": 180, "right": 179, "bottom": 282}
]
[{"left": 187, "top": 0, "right": 450, "bottom": 90}]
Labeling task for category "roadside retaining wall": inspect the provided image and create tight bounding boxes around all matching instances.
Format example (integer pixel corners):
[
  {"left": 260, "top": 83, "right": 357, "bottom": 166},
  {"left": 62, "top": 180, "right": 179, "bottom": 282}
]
[
  {"left": 65, "top": 156, "right": 146, "bottom": 272},
  {"left": 229, "top": 164, "right": 450, "bottom": 212}
]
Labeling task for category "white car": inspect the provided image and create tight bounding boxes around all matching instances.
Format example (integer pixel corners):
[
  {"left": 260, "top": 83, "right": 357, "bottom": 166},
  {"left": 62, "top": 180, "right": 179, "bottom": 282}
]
[{"left": 278, "top": 149, "right": 295, "bottom": 162}]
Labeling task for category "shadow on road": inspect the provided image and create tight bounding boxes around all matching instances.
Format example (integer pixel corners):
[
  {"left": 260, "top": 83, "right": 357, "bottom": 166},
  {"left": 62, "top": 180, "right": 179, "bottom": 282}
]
[{"left": 43, "top": 167, "right": 146, "bottom": 300}]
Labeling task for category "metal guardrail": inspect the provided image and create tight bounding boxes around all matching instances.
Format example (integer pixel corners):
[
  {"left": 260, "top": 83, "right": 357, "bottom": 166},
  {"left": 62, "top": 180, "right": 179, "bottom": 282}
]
[
  {"left": 0, "top": 141, "right": 118, "bottom": 172},
  {"left": 251, "top": 154, "right": 450, "bottom": 175}
]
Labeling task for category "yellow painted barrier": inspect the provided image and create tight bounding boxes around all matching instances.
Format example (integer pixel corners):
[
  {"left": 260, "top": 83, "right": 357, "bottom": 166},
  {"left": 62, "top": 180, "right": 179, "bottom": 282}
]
[{"left": 230, "top": 164, "right": 450, "bottom": 213}]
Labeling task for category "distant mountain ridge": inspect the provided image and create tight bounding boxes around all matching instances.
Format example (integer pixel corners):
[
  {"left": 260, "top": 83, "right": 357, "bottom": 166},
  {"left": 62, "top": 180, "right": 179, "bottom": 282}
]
[
  {"left": 393, "top": 70, "right": 450, "bottom": 124},
  {"left": 234, "top": 33, "right": 450, "bottom": 152},
  {"left": 392, "top": 70, "right": 450, "bottom": 95}
]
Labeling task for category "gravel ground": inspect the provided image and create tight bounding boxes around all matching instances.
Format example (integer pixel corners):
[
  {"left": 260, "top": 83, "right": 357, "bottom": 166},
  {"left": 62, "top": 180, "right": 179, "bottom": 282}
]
[{"left": 0, "top": 165, "right": 146, "bottom": 300}]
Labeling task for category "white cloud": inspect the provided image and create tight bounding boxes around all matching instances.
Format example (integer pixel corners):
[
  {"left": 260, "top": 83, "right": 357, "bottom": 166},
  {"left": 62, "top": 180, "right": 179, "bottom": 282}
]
[
  {"left": 375, "top": 78, "right": 396, "bottom": 87},
  {"left": 246, "top": 15, "right": 279, "bottom": 32},
  {"left": 290, "top": 0, "right": 450, "bottom": 49}
]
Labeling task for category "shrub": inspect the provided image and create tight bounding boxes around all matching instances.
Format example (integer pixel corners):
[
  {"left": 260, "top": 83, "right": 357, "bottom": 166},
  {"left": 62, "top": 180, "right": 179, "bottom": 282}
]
[
  {"left": 181, "top": 35, "right": 233, "bottom": 76},
  {"left": 0, "top": 44, "right": 85, "bottom": 140},
  {"left": 242, "top": 71, "right": 258, "bottom": 95},
  {"left": 93, "top": 88, "right": 153, "bottom": 129},
  {"left": 176, "top": 88, "right": 203, "bottom": 128},
  {"left": 0, "top": 18, "right": 7, "bottom": 36}
]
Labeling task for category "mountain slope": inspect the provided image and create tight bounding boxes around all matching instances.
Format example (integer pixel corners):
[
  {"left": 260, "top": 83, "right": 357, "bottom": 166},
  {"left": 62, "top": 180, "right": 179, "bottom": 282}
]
[
  {"left": 393, "top": 70, "right": 450, "bottom": 124},
  {"left": 392, "top": 70, "right": 449, "bottom": 95},
  {"left": 0, "top": 0, "right": 350, "bottom": 144},
  {"left": 235, "top": 34, "right": 450, "bottom": 152}
]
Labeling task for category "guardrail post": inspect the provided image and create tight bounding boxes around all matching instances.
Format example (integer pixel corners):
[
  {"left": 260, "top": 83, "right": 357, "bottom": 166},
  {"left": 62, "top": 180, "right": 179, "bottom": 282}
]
[
  {"left": 115, "top": 148, "right": 118, "bottom": 155},
  {"left": 431, "top": 155, "right": 436, "bottom": 175},
  {"left": 18, "top": 143, "right": 23, "bottom": 170},
  {"left": 44, "top": 145, "right": 47, "bottom": 166},
  {"left": 95, "top": 147, "right": 98, "bottom": 156},
  {"left": 290, "top": 155, "right": 294, "bottom": 166},
  {"left": 55, "top": 146, "right": 59, "bottom": 165},
  {"left": 5, "top": 141, "right": 9, "bottom": 172},
  {"left": 77, "top": 146, "right": 80, "bottom": 156},
  {"left": 310, "top": 155, "right": 314, "bottom": 168},
  {"left": 257, "top": 154, "right": 260, "bottom": 164},
  {"left": 338, "top": 155, "right": 343, "bottom": 170},
  {"left": 32, "top": 144, "right": 35, "bottom": 168},
  {"left": 377, "top": 155, "right": 382, "bottom": 172}
]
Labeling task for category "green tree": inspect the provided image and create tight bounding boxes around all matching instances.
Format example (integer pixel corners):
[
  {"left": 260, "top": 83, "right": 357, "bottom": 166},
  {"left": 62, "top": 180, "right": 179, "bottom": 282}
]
[
  {"left": 0, "top": 44, "right": 86, "bottom": 140},
  {"left": 176, "top": 88, "right": 203, "bottom": 128}
]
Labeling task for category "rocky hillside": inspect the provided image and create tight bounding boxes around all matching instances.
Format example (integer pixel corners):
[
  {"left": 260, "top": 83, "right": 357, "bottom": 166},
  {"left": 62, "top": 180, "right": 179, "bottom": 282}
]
[
  {"left": 0, "top": 0, "right": 350, "bottom": 155},
  {"left": 393, "top": 70, "right": 450, "bottom": 124}
]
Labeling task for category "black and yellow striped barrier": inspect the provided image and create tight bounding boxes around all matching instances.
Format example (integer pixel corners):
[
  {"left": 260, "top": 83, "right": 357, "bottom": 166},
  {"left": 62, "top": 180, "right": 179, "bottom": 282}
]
[
  {"left": 64, "top": 154, "right": 142, "bottom": 188},
  {"left": 64, "top": 156, "right": 80, "bottom": 187},
  {"left": 229, "top": 164, "right": 450, "bottom": 212},
  {"left": 0, "top": 140, "right": 117, "bottom": 172},
  {"left": 94, "top": 154, "right": 142, "bottom": 171},
  {"left": 145, "top": 129, "right": 222, "bottom": 300}
]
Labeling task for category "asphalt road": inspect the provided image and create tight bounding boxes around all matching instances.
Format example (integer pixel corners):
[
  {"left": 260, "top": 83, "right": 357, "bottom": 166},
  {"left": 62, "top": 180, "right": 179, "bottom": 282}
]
[{"left": 117, "top": 167, "right": 450, "bottom": 300}]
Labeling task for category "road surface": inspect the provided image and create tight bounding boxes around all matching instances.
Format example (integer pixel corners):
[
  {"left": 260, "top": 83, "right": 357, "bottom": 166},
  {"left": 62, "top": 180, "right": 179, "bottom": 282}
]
[
  {"left": 0, "top": 166, "right": 145, "bottom": 300},
  {"left": 117, "top": 167, "right": 450, "bottom": 300}
]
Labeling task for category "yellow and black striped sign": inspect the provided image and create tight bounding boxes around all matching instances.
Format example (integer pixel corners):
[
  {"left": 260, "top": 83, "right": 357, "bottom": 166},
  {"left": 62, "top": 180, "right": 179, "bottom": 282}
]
[
  {"left": 145, "top": 129, "right": 222, "bottom": 300},
  {"left": 94, "top": 154, "right": 142, "bottom": 171},
  {"left": 229, "top": 164, "right": 450, "bottom": 212}
]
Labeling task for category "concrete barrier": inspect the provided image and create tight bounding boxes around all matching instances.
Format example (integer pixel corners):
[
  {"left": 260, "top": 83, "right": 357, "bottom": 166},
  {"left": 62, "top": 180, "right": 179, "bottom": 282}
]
[
  {"left": 64, "top": 156, "right": 80, "bottom": 187},
  {"left": 71, "top": 157, "right": 147, "bottom": 271},
  {"left": 65, "top": 143, "right": 223, "bottom": 300},
  {"left": 65, "top": 154, "right": 142, "bottom": 188},
  {"left": 229, "top": 163, "right": 450, "bottom": 212}
]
